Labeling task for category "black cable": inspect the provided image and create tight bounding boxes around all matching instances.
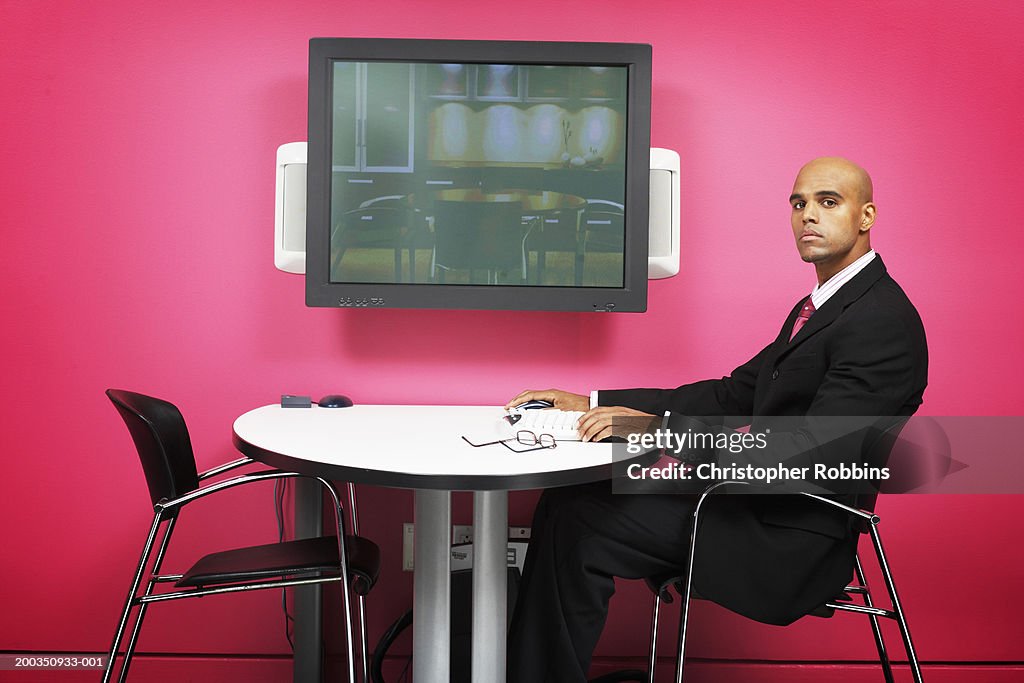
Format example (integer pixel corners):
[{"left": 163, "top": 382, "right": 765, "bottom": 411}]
[
  {"left": 371, "top": 609, "right": 413, "bottom": 683},
  {"left": 366, "top": 605, "right": 643, "bottom": 682},
  {"left": 275, "top": 478, "right": 294, "bottom": 651},
  {"left": 397, "top": 655, "right": 411, "bottom": 682}
]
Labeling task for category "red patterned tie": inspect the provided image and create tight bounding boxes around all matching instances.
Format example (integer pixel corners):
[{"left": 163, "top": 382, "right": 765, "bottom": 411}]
[{"left": 789, "top": 297, "right": 815, "bottom": 341}]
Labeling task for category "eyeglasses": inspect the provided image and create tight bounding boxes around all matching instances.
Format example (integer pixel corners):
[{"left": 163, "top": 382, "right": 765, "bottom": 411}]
[{"left": 462, "top": 430, "right": 558, "bottom": 453}]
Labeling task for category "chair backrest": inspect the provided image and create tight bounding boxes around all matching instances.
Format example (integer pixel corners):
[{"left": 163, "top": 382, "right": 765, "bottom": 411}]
[
  {"left": 432, "top": 200, "right": 524, "bottom": 270},
  {"left": 847, "top": 415, "right": 951, "bottom": 516},
  {"left": 358, "top": 194, "right": 407, "bottom": 209},
  {"left": 580, "top": 205, "right": 625, "bottom": 253},
  {"left": 106, "top": 389, "right": 200, "bottom": 507},
  {"left": 877, "top": 415, "right": 951, "bottom": 494},
  {"left": 526, "top": 209, "right": 581, "bottom": 252},
  {"left": 335, "top": 206, "right": 407, "bottom": 246}
]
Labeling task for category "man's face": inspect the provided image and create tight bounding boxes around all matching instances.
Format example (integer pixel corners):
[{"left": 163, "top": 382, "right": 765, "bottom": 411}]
[{"left": 789, "top": 160, "right": 870, "bottom": 269}]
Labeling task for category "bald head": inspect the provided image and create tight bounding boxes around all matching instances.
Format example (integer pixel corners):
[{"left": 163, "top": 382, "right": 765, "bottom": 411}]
[{"left": 797, "top": 156, "right": 873, "bottom": 204}]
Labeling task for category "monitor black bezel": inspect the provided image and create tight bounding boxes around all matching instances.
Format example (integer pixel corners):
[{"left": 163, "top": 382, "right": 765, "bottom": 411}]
[{"left": 306, "top": 37, "right": 652, "bottom": 312}]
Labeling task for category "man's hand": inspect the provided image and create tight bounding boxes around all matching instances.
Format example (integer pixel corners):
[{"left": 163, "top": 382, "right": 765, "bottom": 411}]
[
  {"left": 504, "top": 389, "right": 590, "bottom": 412},
  {"left": 577, "top": 406, "right": 658, "bottom": 442}
]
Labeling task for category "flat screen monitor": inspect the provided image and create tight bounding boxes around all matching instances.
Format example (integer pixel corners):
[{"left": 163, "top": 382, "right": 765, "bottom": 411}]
[{"left": 306, "top": 38, "right": 652, "bottom": 312}]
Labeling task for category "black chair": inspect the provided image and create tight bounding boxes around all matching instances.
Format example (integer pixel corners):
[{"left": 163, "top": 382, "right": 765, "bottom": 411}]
[
  {"left": 331, "top": 205, "right": 411, "bottom": 282},
  {"left": 357, "top": 195, "right": 434, "bottom": 282},
  {"left": 578, "top": 200, "right": 625, "bottom": 285},
  {"left": 641, "top": 418, "right": 944, "bottom": 683},
  {"left": 524, "top": 207, "right": 584, "bottom": 285},
  {"left": 431, "top": 200, "right": 528, "bottom": 284},
  {"left": 103, "top": 389, "right": 381, "bottom": 683}
]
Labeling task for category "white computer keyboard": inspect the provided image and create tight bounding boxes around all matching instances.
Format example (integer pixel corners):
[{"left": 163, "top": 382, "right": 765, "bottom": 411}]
[{"left": 505, "top": 408, "right": 585, "bottom": 441}]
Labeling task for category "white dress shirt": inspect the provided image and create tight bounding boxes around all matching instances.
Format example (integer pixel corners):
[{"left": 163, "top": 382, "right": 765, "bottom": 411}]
[{"left": 809, "top": 249, "right": 876, "bottom": 310}]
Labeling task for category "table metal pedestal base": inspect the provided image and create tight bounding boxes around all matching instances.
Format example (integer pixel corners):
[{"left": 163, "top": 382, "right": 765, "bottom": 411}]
[{"left": 413, "top": 489, "right": 509, "bottom": 683}]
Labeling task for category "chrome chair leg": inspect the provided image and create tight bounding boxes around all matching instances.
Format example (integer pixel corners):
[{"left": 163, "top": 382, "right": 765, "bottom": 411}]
[
  {"left": 346, "top": 483, "right": 361, "bottom": 537},
  {"left": 117, "top": 515, "right": 178, "bottom": 683},
  {"left": 853, "top": 553, "right": 895, "bottom": 683},
  {"left": 870, "top": 524, "right": 924, "bottom": 683},
  {"left": 674, "top": 532, "right": 698, "bottom": 683},
  {"left": 648, "top": 592, "right": 662, "bottom": 683},
  {"left": 322, "top": 479, "right": 357, "bottom": 683},
  {"left": 675, "top": 481, "right": 744, "bottom": 683},
  {"left": 358, "top": 595, "right": 370, "bottom": 683},
  {"left": 103, "top": 513, "right": 163, "bottom": 683},
  {"left": 346, "top": 481, "right": 369, "bottom": 683},
  {"left": 674, "top": 507, "right": 704, "bottom": 683}
]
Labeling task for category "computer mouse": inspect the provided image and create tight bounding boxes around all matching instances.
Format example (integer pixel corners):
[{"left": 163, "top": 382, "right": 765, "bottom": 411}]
[
  {"left": 515, "top": 399, "right": 555, "bottom": 410},
  {"left": 318, "top": 394, "right": 354, "bottom": 408}
]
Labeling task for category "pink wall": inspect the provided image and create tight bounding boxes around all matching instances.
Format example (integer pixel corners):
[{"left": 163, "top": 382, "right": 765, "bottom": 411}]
[{"left": 3, "top": 0, "right": 1023, "bottom": 678}]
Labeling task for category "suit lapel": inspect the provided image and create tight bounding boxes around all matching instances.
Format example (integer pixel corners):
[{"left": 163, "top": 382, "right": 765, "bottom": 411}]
[
  {"left": 775, "top": 298, "right": 806, "bottom": 345},
  {"left": 775, "top": 255, "right": 888, "bottom": 360}
]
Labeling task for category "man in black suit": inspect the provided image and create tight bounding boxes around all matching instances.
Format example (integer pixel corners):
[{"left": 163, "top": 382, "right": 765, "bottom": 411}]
[{"left": 505, "top": 157, "right": 928, "bottom": 682}]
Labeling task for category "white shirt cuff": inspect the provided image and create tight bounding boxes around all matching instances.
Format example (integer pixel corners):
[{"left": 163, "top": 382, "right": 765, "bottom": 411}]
[{"left": 590, "top": 390, "right": 598, "bottom": 409}]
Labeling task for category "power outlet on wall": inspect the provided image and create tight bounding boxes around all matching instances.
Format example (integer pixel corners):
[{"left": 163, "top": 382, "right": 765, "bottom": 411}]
[
  {"left": 402, "top": 523, "right": 415, "bottom": 572},
  {"left": 402, "top": 524, "right": 532, "bottom": 571}
]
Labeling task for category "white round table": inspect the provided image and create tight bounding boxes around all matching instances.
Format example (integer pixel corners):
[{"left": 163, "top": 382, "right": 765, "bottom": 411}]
[{"left": 233, "top": 404, "right": 648, "bottom": 683}]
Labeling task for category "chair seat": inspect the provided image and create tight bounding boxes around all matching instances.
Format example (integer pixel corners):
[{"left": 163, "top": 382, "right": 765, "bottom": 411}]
[
  {"left": 643, "top": 572, "right": 851, "bottom": 619},
  {"left": 176, "top": 535, "right": 381, "bottom": 595}
]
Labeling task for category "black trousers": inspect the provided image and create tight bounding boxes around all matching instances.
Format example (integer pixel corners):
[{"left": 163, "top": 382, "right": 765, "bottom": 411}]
[{"left": 507, "top": 480, "right": 699, "bottom": 683}]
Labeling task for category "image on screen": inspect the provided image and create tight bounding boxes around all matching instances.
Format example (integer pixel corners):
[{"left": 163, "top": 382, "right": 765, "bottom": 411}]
[{"left": 328, "top": 61, "right": 628, "bottom": 288}]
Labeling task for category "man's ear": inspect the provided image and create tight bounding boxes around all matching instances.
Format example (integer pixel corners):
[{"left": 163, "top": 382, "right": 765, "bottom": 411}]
[{"left": 860, "top": 202, "right": 877, "bottom": 232}]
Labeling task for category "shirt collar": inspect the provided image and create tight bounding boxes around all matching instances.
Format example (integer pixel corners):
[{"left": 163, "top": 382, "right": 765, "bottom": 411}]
[{"left": 809, "top": 250, "right": 877, "bottom": 310}]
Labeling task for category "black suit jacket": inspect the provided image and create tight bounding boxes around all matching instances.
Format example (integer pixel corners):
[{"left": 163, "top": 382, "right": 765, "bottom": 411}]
[{"left": 599, "top": 255, "right": 928, "bottom": 624}]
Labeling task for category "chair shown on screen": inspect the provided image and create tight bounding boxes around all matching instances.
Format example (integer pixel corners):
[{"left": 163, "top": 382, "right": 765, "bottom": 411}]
[
  {"left": 579, "top": 199, "right": 625, "bottom": 284},
  {"left": 331, "top": 205, "right": 411, "bottom": 282},
  {"left": 431, "top": 199, "right": 529, "bottom": 284},
  {"left": 640, "top": 419, "right": 941, "bottom": 683},
  {"left": 357, "top": 195, "right": 435, "bottom": 282},
  {"left": 102, "top": 389, "right": 381, "bottom": 683},
  {"left": 524, "top": 207, "right": 584, "bottom": 286}
]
